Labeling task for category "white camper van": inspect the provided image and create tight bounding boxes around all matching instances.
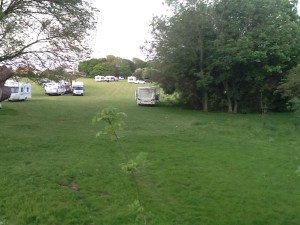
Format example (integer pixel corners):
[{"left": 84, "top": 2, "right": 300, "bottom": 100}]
[
  {"left": 72, "top": 81, "right": 84, "bottom": 96},
  {"left": 44, "top": 83, "right": 66, "bottom": 95},
  {"left": 135, "top": 87, "right": 160, "bottom": 105},
  {"left": 5, "top": 80, "right": 32, "bottom": 101}
]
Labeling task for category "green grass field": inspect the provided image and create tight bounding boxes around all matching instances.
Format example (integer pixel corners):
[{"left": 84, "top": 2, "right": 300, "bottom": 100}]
[{"left": 1, "top": 79, "right": 300, "bottom": 225}]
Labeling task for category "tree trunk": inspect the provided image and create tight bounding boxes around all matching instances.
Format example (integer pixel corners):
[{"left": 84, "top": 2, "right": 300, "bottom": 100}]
[
  {"left": 0, "top": 66, "right": 13, "bottom": 104},
  {"left": 0, "top": 86, "right": 12, "bottom": 102},
  {"left": 0, "top": 66, "right": 13, "bottom": 84},
  {"left": 227, "top": 94, "right": 233, "bottom": 113},
  {"left": 223, "top": 81, "right": 233, "bottom": 113},
  {"left": 202, "top": 90, "right": 208, "bottom": 112},
  {"left": 233, "top": 99, "right": 238, "bottom": 113}
]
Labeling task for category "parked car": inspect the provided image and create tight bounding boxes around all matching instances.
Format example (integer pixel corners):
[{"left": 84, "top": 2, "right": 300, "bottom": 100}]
[
  {"left": 134, "top": 80, "right": 146, "bottom": 84},
  {"left": 65, "top": 85, "right": 72, "bottom": 94},
  {"left": 105, "top": 76, "right": 118, "bottom": 82}
]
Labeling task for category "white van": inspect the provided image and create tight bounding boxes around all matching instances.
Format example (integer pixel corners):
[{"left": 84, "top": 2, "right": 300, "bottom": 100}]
[
  {"left": 5, "top": 80, "right": 32, "bottom": 101},
  {"left": 44, "top": 83, "right": 65, "bottom": 95},
  {"left": 72, "top": 81, "right": 84, "bottom": 96}
]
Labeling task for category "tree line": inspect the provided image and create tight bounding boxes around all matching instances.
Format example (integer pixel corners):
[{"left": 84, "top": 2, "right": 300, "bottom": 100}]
[
  {"left": 78, "top": 56, "right": 147, "bottom": 78},
  {"left": 144, "top": 0, "right": 300, "bottom": 113}
]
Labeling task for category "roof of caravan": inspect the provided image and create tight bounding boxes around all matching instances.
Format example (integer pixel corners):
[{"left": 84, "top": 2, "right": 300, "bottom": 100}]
[
  {"left": 5, "top": 80, "right": 30, "bottom": 87},
  {"left": 137, "top": 86, "right": 156, "bottom": 89}
]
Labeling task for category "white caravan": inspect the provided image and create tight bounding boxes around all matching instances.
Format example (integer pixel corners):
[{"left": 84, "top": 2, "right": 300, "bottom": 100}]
[
  {"left": 135, "top": 87, "right": 160, "bottom": 105},
  {"left": 128, "top": 76, "right": 137, "bottom": 83},
  {"left": 72, "top": 81, "right": 84, "bottom": 96},
  {"left": 5, "top": 80, "right": 32, "bottom": 101},
  {"left": 95, "top": 75, "right": 106, "bottom": 82},
  {"left": 44, "top": 83, "right": 65, "bottom": 95}
]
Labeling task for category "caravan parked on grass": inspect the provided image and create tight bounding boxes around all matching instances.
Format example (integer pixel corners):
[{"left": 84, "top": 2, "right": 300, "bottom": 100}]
[
  {"left": 44, "top": 82, "right": 66, "bottom": 96},
  {"left": 95, "top": 75, "right": 106, "bottom": 82},
  {"left": 135, "top": 86, "right": 160, "bottom": 105},
  {"left": 128, "top": 76, "right": 136, "bottom": 83},
  {"left": 5, "top": 80, "right": 32, "bottom": 101}
]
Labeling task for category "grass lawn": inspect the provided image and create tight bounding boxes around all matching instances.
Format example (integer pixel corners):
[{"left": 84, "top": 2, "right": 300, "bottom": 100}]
[{"left": 0, "top": 78, "right": 300, "bottom": 225}]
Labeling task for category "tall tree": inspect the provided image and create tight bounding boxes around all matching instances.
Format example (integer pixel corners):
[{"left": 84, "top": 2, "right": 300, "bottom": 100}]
[
  {"left": 0, "top": 0, "right": 98, "bottom": 102},
  {"left": 210, "top": 0, "right": 300, "bottom": 112},
  {"left": 149, "top": 0, "right": 215, "bottom": 109},
  {"left": 148, "top": 0, "right": 300, "bottom": 112}
]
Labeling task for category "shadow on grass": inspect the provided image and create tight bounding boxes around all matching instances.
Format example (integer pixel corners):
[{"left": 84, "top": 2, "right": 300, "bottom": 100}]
[{"left": 0, "top": 107, "right": 19, "bottom": 116}]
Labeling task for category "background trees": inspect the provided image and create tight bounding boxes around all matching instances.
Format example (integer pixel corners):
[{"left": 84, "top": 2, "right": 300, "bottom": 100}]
[
  {"left": 78, "top": 56, "right": 147, "bottom": 78},
  {"left": 147, "top": 0, "right": 300, "bottom": 112}
]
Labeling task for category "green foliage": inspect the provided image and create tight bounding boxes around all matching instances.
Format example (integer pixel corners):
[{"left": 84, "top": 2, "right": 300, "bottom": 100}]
[
  {"left": 121, "top": 152, "right": 148, "bottom": 174},
  {"left": 0, "top": 0, "right": 98, "bottom": 68},
  {"left": 129, "top": 200, "right": 146, "bottom": 223},
  {"left": 133, "top": 58, "right": 147, "bottom": 69},
  {"left": 78, "top": 56, "right": 137, "bottom": 77},
  {"left": 148, "top": 0, "right": 300, "bottom": 112},
  {"left": 78, "top": 58, "right": 106, "bottom": 77},
  {"left": 287, "top": 97, "right": 300, "bottom": 110},
  {"left": 93, "top": 107, "right": 127, "bottom": 139},
  {"left": 196, "top": 71, "right": 213, "bottom": 90},
  {"left": 93, "top": 106, "right": 148, "bottom": 224},
  {"left": 277, "top": 64, "right": 300, "bottom": 99}
]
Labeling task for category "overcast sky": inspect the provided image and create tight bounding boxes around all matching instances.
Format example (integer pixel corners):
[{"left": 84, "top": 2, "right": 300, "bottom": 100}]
[
  {"left": 89, "top": 1, "right": 300, "bottom": 61},
  {"left": 89, "top": 0, "right": 168, "bottom": 61}
]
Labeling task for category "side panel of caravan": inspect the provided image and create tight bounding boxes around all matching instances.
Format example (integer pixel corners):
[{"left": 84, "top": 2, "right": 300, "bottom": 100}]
[{"left": 5, "top": 80, "right": 32, "bottom": 101}]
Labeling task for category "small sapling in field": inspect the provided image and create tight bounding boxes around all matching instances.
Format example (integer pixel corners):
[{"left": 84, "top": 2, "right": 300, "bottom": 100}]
[{"left": 93, "top": 107, "right": 148, "bottom": 224}]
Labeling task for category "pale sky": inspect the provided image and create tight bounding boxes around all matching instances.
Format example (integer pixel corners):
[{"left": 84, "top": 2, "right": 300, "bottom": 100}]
[
  {"left": 89, "top": 0, "right": 169, "bottom": 61},
  {"left": 89, "top": 1, "right": 300, "bottom": 61}
]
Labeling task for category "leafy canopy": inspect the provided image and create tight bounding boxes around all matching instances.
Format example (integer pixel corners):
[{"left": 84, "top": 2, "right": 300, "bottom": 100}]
[{"left": 0, "top": 0, "right": 98, "bottom": 68}]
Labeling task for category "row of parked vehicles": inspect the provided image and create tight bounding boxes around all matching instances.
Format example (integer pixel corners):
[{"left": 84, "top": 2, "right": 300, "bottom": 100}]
[
  {"left": 4, "top": 78, "right": 159, "bottom": 106},
  {"left": 4, "top": 79, "right": 85, "bottom": 102},
  {"left": 43, "top": 81, "right": 84, "bottom": 96},
  {"left": 94, "top": 75, "right": 148, "bottom": 84},
  {"left": 94, "top": 75, "right": 124, "bottom": 82}
]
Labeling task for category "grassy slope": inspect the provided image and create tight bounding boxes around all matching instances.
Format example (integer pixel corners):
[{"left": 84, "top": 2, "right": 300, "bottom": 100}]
[{"left": 0, "top": 79, "right": 299, "bottom": 225}]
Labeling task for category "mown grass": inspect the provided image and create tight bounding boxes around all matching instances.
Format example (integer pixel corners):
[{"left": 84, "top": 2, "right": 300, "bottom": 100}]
[{"left": 0, "top": 79, "right": 300, "bottom": 225}]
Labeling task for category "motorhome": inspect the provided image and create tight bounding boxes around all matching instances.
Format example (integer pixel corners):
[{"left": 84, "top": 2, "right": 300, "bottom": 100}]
[
  {"left": 128, "top": 76, "right": 137, "bottom": 83},
  {"left": 72, "top": 81, "right": 84, "bottom": 96},
  {"left": 5, "top": 80, "right": 32, "bottom": 101},
  {"left": 44, "top": 82, "right": 66, "bottom": 95},
  {"left": 95, "top": 75, "right": 106, "bottom": 82},
  {"left": 135, "top": 86, "right": 160, "bottom": 105}
]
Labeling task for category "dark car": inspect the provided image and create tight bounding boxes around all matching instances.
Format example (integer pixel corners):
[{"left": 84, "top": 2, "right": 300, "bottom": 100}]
[{"left": 65, "top": 85, "right": 72, "bottom": 94}]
